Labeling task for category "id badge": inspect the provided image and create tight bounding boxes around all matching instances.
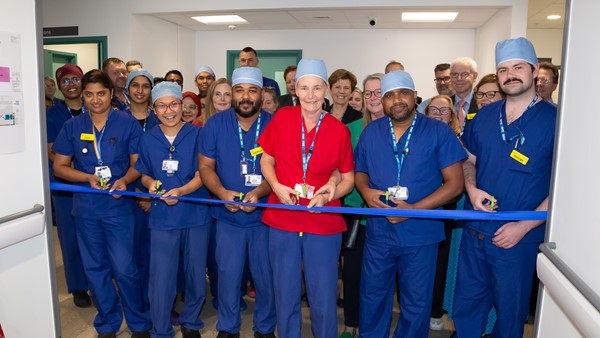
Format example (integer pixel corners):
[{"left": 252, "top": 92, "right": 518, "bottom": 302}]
[
  {"left": 294, "top": 183, "right": 315, "bottom": 199},
  {"left": 240, "top": 159, "right": 248, "bottom": 175},
  {"left": 388, "top": 186, "right": 409, "bottom": 201},
  {"left": 245, "top": 174, "right": 262, "bottom": 187},
  {"left": 94, "top": 166, "right": 112, "bottom": 188},
  {"left": 162, "top": 159, "right": 179, "bottom": 176}
]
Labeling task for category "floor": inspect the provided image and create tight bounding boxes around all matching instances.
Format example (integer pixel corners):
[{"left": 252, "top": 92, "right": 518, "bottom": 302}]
[{"left": 53, "top": 227, "right": 534, "bottom": 338}]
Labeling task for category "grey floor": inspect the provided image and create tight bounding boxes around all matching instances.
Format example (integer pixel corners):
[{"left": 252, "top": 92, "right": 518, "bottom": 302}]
[{"left": 53, "top": 227, "right": 532, "bottom": 338}]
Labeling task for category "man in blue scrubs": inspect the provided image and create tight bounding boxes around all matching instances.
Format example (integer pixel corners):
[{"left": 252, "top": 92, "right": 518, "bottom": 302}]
[
  {"left": 199, "top": 67, "right": 276, "bottom": 338},
  {"left": 355, "top": 70, "right": 466, "bottom": 337},
  {"left": 453, "top": 37, "right": 557, "bottom": 338}
]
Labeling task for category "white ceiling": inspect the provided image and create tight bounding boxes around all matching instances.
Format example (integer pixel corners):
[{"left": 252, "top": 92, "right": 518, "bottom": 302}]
[{"left": 151, "top": 0, "right": 565, "bottom": 31}]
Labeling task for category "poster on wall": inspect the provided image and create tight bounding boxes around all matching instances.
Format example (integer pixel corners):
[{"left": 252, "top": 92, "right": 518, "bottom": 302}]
[{"left": 0, "top": 31, "right": 25, "bottom": 154}]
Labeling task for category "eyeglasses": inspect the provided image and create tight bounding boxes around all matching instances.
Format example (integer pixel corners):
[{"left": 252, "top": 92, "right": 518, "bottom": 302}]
[
  {"left": 450, "top": 72, "right": 472, "bottom": 80},
  {"left": 536, "top": 78, "right": 553, "bottom": 86},
  {"left": 364, "top": 89, "right": 381, "bottom": 99},
  {"left": 434, "top": 77, "right": 451, "bottom": 84},
  {"left": 475, "top": 91, "right": 500, "bottom": 99},
  {"left": 155, "top": 101, "right": 182, "bottom": 113},
  {"left": 60, "top": 77, "right": 81, "bottom": 86},
  {"left": 428, "top": 106, "right": 451, "bottom": 115},
  {"left": 183, "top": 104, "right": 198, "bottom": 111},
  {"left": 167, "top": 79, "right": 183, "bottom": 85}
]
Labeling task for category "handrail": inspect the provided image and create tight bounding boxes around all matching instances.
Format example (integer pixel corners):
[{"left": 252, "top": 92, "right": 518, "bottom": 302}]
[
  {"left": 0, "top": 204, "right": 44, "bottom": 225},
  {"left": 539, "top": 242, "right": 600, "bottom": 313}
]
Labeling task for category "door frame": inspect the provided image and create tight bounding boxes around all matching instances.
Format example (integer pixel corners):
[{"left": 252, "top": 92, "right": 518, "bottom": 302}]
[{"left": 43, "top": 36, "right": 108, "bottom": 70}]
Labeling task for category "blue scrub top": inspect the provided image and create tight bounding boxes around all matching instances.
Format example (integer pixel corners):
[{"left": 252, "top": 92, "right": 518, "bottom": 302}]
[
  {"left": 355, "top": 113, "right": 467, "bottom": 247},
  {"left": 124, "top": 108, "right": 160, "bottom": 133},
  {"left": 135, "top": 123, "right": 211, "bottom": 229},
  {"left": 47, "top": 101, "right": 82, "bottom": 182},
  {"left": 52, "top": 109, "right": 142, "bottom": 218},
  {"left": 462, "top": 99, "right": 556, "bottom": 242},
  {"left": 199, "top": 109, "right": 272, "bottom": 227}
]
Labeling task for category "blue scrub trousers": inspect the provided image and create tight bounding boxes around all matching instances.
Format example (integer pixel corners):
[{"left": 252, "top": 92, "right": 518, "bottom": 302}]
[
  {"left": 75, "top": 214, "right": 151, "bottom": 334},
  {"left": 453, "top": 227, "right": 539, "bottom": 338},
  {"left": 215, "top": 221, "right": 276, "bottom": 334},
  {"left": 52, "top": 190, "right": 87, "bottom": 293},
  {"left": 133, "top": 204, "right": 150, "bottom": 307},
  {"left": 149, "top": 226, "right": 210, "bottom": 338},
  {"left": 207, "top": 220, "right": 219, "bottom": 299},
  {"left": 269, "top": 227, "right": 341, "bottom": 338},
  {"left": 359, "top": 241, "right": 438, "bottom": 338}
]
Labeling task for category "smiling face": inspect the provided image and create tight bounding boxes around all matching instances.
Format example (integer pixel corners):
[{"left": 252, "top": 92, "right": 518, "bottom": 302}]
[
  {"left": 364, "top": 78, "right": 383, "bottom": 120},
  {"left": 450, "top": 62, "right": 477, "bottom": 97},
  {"left": 83, "top": 83, "right": 113, "bottom": 115},
  {"left": 232, "top": 83, "right": 262, "bottom": 118},
  {"left": 497, "top": 60, "right": 537, "bottom": 97},
  {"left": 476, "top": 82, "right": 503, "bottom": 109},
  {"left": 154, "top": 96, "right": 183, "bottom": 127},
  {"left": 330, "top": 78, "right": 352, "bottom": 106},
  {"left": 213, "top": 82, "right": 232, "bottom": 112},
  {"left": 182, "top": 96, "right": 199, "bottom": 122},
  {"left": 58, "top": 74, "right": 82, "bottom": 101},
  {"left": 426, "top": 97, "right": 453, "bottom": 125},
  {"left": 128, "top": 76, "right": 151, "bottom": 105},
  {"left": 382, "top": 88, "right": 417, "bottom": 123},
  {"left": 45, "top": 78, "right": 57, "bottom": 97},
  {"left": 349, "top": 90, "right": 364, "bottom": 111},
  {"left": 285, "top": 70, "right": 296, "bottom": 95},
  {"left": 195, "top": 72, "right": 215, "bottom": 95},
  {"left": 296, "top": 76, "right": 328, "bottom": 115},
  {"left": 105, "top": 61, "right": 127, "bottom": 91}
]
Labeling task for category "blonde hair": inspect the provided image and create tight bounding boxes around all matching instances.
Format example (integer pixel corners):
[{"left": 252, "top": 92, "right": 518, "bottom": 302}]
[
  {"left": 361, "top": 73, "right": 384, "bottom": 128},
  {"left": 425, "top": 95, "right": 460, "bottom": 135},
  {"left": 203, "top": 78, "right": 232, "bottom": 124}
]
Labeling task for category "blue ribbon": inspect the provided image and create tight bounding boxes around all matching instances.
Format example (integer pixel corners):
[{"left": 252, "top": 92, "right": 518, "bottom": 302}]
[{"left": 49, "top": 182, "right": 547, "bottom": 221}]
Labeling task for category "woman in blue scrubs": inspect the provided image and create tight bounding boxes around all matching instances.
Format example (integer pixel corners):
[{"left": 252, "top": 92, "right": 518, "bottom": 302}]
[{"left": 52, "top": 69, "right": 151, "bottom": 338}]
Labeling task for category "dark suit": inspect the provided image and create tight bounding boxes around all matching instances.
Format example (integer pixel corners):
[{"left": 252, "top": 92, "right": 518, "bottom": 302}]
[
  {"left": 277, "top": 94, "right": 298, "bottom": 108},
  {"left": 452, "top": 93, "right": 479, "bottom": 131}
]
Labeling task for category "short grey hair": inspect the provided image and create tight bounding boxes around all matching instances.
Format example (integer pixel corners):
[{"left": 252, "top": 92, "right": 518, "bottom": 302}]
[{"left": 451, "top": 57, "right": 478, "bottom": 73}]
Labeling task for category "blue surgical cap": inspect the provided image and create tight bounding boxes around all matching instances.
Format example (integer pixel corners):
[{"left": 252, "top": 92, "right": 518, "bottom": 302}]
[
  {"left": 126, "top": 68, "right": 154, "bottom": 89},
  {"left": 295, "top": 59, "right": 327, "bottom": 84},
  {"left": 232, "top": 67, "right": 263, "bottom": 88},
  {"left": 381, "top": 70, "right": 415, "bottom": 96},
  {"left": 495, "top": 37, "right": 538, "bottom": 68},
  {"left": 196, "top": 65, "right": 216, "bottom": 78},
  {"left": 151, "top": 81, "right": 182, "bottom": 104}
]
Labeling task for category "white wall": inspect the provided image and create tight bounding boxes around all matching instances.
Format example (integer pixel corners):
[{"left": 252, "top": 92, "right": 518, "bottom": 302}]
[
  {"left": 475, "top": 7, "right": 512, "bottom": 76},
  {"left": 528, "top": 28, "right": 564, "bottom": 65},
  {"left": 196, "top": 28, "right": 475, "bottom": 99}
]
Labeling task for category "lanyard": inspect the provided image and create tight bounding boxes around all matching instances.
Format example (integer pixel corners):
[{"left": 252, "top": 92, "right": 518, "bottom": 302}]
[
  {"left": 237, "top": 113, "right": 262, "bottom": 174},
  {"left": 389, "top": 113, "right": 417, "bottom": 187},
  {"left": 90, "top": 111, "right": 110, "bottom": 166},
  {"left": 301, "top": 111, "right": 324, "bottom": 182},
  {"left": 499, "top": 94, "right": 537, "bottom": 147}
]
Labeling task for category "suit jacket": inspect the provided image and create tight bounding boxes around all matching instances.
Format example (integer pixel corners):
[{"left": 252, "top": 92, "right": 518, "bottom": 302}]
[{"left": 452, "top": 93, "right": 479, "bottom": 131}]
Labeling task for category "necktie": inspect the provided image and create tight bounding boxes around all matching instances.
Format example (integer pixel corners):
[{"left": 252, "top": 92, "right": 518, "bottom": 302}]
[
  {"left": 292, "top": 95, "right": 298, "bottom": 106},
  {"left": 458, "top": 99, "right": 466, "bottom": 131}
]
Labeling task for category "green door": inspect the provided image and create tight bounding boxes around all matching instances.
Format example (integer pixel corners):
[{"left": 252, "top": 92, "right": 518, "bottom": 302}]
[
  {"left": 43, "top": 49, "right": 78, "bottom": 99},
  {"left": 227, "top": 50, "right": 302, "bottom": 94}
]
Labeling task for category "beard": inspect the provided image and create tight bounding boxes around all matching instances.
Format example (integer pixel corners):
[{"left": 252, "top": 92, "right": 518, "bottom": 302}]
[
  {"left": 233, "top": 98, "right": 261, "bottom": 118},
  {"left": 437, "top": 85, "right": 454, "bottom": 96},
  {"left": 384, "top": 103, "right": 414, "bottom": 122}
]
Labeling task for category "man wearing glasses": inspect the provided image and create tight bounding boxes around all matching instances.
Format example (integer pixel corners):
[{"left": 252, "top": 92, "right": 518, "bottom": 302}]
[
  {"left": 102, "top": 57, "right": 129, "bottom": 110},
  {"left": 536, "top": 61, "right": 559, "bottom": 106},
  {"left": 453, "top": 37, "right": 556, "bottom": 338},
  {"left": 450, "top": 57, "right": 479, "bottom": 131},
  {"left": 417, "top": 63, "right": 455, "bottom": 114}
]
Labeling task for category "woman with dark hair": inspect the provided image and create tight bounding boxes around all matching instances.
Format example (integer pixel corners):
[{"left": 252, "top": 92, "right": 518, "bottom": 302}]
[
  {"left": 52, "top": 69, "right": 151, "bottom": 338},
  {"left": 474, "top": 73, "right": 505, "bottom": 109}
]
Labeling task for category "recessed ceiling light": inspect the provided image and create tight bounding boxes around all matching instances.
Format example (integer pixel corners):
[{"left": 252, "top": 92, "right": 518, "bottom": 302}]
[
  {"left": 402, "top": 12, "right": 458, "bottom": 23},
  {"left": 192, "top": 15, "right": 248, "bottom": 25},
  {"left": 547, "top": 14, "right": 561, "bottom": 20}
]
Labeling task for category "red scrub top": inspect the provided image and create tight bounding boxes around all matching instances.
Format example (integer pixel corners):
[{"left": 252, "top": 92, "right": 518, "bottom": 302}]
[{"left": 258, "top": 105, "right": 354, "bottom": 235}]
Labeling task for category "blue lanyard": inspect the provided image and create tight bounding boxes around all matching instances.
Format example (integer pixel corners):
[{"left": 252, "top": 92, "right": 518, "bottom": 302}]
[
  {"left": 389, "top": 113, "right": 417, "bottom": 187},
  {"left": 499, "top": 94, "right": 537, "bottom": 147},
  {"left": 301, "top": 112, "right": 324, "bottom": 182},
  {"left": 237, "top": 113, "right": 262, "bottom": 174},
  {"left": 89, "top": 111, "right": 110, "bottom": 166}
]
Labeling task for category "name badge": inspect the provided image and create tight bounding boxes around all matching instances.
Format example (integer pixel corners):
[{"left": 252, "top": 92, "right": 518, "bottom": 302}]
[
  {"left": 466, "top": 113, "right": 476, "bottom": 120},
  {"left": 510, "top": 149, "right": 529, "bottom": 165},
  {"left": 250, "top": 146, "right": 264, "bottom": 157},
  {"left": 162, "top": 159, "right": 179, "bottom": 175},
  {"left": 240, "top": 159, "right": 248, "bottom": 175},
  {"left": 387, "top": 186, "right": 409, "bottom": 201},
  {"left": 245, "top": 174, "right": 262, "bottom": 187},
  {"left": 80, "top": 133, "right": 94, "bottom": 141},
  {"left": 94, "top": 166, "right": 112, "bottom": 189},
  {"left": 294, "top": 183, "right": 315, "bottom": 199}
]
